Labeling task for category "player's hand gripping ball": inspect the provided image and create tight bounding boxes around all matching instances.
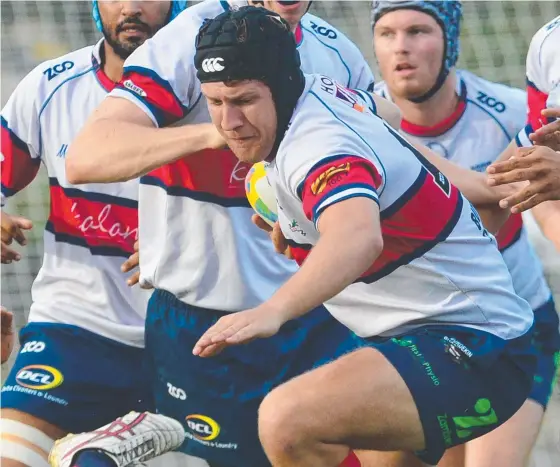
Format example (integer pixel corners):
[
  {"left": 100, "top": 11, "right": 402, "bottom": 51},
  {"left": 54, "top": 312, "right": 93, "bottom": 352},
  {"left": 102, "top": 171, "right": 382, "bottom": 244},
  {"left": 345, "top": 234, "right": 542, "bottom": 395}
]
[{"left": 245, "top": 162, "right": 278, "bottom": 227}]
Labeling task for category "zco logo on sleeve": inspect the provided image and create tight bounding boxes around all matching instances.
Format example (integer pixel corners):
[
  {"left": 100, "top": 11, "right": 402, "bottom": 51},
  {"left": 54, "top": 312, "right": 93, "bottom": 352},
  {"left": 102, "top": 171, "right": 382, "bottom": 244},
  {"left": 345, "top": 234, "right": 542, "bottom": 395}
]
[
  {"left": 202, "top": 58, "right": 225, "bottom": 73},
  {"left": 15, "top": 365, "right": 64, "bottom": 391},
  {"left": 186, "top": 414, "right": 221, "bottom": 441}
]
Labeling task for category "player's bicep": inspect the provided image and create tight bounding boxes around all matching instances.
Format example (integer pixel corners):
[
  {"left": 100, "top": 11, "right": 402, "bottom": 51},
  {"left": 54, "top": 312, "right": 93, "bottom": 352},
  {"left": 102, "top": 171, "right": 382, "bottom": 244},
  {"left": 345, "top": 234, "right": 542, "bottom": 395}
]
[
  {"left": 316, "top": 196, "right": 381, "bottom": 236},
  {"left": 298, "top": 155, "right": 382, "bottom": 227},
  {"left": 90, "top": 96, "right": 156, "bottom": 129}
]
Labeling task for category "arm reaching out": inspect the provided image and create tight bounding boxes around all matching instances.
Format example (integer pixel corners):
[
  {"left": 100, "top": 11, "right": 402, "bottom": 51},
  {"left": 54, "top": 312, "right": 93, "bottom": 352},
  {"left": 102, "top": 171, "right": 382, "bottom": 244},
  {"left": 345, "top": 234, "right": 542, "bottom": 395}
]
[
  {"left": 66, "top": 98, "right": 224, "bottom": 183},
  {"left": 193, "top": 197, "right": 383, "bottom": 357}
]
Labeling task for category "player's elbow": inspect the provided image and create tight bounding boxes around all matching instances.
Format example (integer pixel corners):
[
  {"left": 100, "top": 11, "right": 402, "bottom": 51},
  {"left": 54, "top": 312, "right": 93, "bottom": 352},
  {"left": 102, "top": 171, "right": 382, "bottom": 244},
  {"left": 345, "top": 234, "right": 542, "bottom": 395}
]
[
  {"left": 66, "top": 120, "right": 114, "bottom": 184},
  {"left": 355, "top": 224, "right": 384, "bottom": 268}
]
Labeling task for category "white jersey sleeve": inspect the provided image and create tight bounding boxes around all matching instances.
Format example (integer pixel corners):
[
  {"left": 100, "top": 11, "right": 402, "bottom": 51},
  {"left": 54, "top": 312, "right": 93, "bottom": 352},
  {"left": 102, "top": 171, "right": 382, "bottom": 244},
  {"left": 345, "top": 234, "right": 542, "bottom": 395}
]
[
  {"left": 278, "top": 81, "right": 382, "bottom": 227},
  {"left": 1, "top": 63, "right": 45, "bottom": 204},
  {"left": 516, "top": 15, "right": 560, "bottom": 147},
  {"left": 107, "top": 3, "right": 222, "bottom": 127},
  {"left": 299, "top": 13, "right": 375, "bottom": 91}
]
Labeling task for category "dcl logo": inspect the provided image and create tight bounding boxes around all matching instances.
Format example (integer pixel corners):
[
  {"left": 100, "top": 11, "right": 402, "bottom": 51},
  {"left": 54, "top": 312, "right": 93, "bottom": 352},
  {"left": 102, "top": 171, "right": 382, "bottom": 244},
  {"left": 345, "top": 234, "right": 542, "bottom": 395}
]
[
  {"left": 186, "top": 414, "right": 220, "bottom": 441},
  {"left": 15, "top": 365, "right": 64, "bottom": 390}
]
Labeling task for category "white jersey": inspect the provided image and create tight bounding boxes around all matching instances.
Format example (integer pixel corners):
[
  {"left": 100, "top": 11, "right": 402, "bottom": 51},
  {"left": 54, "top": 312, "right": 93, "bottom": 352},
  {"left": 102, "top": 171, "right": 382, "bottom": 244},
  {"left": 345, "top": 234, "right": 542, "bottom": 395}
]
[
  {"left": 375, "top": 70, "right": 551, "bottom": 311},
  {"left": 1, "top": 41, "right": 150, "bottom": 347},
  {"left": 516, "top": 15, "right": 560, "bottom": 147},
  {"left": 109, "top": 0, "right": 374, "bottom": 309},
  {"left": 270, "top": 74, "right": 533, "bottom": 339}
]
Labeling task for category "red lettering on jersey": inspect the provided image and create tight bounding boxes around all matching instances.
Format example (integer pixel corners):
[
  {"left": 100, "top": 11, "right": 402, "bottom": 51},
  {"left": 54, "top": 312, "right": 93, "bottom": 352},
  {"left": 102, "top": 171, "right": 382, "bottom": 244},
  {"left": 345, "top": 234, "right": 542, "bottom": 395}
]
[
  {"left": 1, "top": 121, "right": 40, "bottom": 196},
  {"left": 496, "top": 213, "right": 523, "bottom": 252}
]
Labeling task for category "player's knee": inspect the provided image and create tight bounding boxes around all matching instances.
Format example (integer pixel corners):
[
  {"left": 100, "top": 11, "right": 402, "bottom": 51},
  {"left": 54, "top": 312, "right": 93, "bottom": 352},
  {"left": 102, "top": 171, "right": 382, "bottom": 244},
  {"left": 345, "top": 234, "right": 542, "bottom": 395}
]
[
  {"left": 258, "top": 387, "right": 306, "bottom": 457},
  {"left": 0, "top": 415, "right": 57, "bottom": 467}
]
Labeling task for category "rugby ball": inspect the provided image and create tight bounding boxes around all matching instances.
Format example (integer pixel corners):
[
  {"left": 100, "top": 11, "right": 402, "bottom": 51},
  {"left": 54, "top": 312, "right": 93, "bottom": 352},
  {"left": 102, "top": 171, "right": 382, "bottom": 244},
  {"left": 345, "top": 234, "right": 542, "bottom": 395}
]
[{"left": 245, "top": 162, "right": 278, "bottom": 227}]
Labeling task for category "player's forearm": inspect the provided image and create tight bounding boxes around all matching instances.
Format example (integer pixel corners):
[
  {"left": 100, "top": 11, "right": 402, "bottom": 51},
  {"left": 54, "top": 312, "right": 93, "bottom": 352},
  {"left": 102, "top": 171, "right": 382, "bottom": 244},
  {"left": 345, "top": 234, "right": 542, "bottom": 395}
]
[
  {"left": 268, "top": 219, "right": 382, "bottom": 322},
  {"left": 531, "top": 200, "right": 560, "bottom": 241},
  {"left": 66, "top": 119, "right": 216, "bottom": 184}
]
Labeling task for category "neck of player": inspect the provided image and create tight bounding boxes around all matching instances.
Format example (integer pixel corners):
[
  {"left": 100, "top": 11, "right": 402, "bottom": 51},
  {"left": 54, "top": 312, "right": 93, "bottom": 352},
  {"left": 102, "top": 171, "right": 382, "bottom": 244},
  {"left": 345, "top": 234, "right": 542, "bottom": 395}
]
[
  {"left": 101, "top": 41, "right": 126, "bottom": 83},
  {"left": 391, "top": 71, "right": 459, "bottom": 128}
]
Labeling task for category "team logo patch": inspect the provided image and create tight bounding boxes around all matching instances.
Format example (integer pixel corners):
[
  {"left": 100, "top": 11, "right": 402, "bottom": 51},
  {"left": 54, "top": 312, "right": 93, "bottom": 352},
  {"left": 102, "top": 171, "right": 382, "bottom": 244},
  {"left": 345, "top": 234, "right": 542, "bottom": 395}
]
[
  {"left": 202, "top": 57, "right": 225, "bottom": 73},
  {"left": 335, "top": 84, "right": 366, "bottom": 113},
  {"left": 186, "top": 414, "right": 221, "bottom": 441},
  {"left": 311, "top": 163, "right": 350, "bottom": 195},
  {"left": 15, "top": 365, "right": 64, "bottom": 391}
]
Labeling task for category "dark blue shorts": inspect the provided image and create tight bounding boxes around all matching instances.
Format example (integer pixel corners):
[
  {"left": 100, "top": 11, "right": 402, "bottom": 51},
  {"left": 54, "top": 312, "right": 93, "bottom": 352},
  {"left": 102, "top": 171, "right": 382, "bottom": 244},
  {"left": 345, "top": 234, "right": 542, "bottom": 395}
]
[
  {"left": 369, "top": 324, "right": 536, "bottom": 465},
  {"left": 145, "top": 289, "right": 364, "bottom": 467},
  {"left": 1, "top": 323, "right": 155, "bottom": 433},
  {"left": 529, "top": 297, "right": 560, "bottom": 407}
]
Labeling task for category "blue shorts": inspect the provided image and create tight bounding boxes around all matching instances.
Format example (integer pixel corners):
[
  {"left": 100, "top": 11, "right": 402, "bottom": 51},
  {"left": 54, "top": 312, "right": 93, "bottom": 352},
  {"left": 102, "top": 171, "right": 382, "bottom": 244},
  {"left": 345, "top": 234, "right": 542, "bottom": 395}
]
[
  {"left": 529, "top": 297, "right": 560, "bottom": 407},
  {"left": 369, "top": 324, "right": 536, "bottom": 465},
  {"left": 145, "top": 289, "right": 364, "bottom": 467},
  {"left": 1, "top": 323, "right": 155, "bottom": 433}
]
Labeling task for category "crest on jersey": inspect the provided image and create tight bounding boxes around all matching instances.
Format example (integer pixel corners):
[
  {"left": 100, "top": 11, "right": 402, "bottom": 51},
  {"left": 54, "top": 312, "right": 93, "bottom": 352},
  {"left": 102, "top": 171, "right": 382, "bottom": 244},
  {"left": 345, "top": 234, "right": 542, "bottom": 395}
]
[
  {"left": 335, "top": 84, "right": 366, "bottom": 113},
  {"left": 311, "top": 162, "right": 350, "bottom": 195}
]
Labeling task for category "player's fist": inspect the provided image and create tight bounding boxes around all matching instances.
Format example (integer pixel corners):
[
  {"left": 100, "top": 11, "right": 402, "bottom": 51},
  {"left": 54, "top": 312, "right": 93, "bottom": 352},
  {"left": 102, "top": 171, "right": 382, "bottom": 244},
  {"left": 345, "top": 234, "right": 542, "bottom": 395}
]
[
  {"left": 251, "top": 215, "right": 294, "bottom": 260},
  {"left": 1, "top": 307, "right": 14, "bottom": 364},
  {"left": 1, "top": 211, "right": 32, "bottom": 264},
  {"left": 530, "top": 108, "right": 560, "bottom": 151},
  {"left": 203, "top": 123, "right": 227, "bottom": 150}
]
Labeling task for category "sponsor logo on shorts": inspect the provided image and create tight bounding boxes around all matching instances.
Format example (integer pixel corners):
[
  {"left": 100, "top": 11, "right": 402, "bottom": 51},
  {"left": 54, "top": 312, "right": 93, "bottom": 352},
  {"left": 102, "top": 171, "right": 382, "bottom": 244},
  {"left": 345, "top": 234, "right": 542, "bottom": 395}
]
[
  {"left": 186, "top": 414, "right": 220, "bottom": 441},
  {"left": 15, "top": 365, "right": 64, "bottom": 391},
  {"left": 167, "top": 382, "right": 187, "bottom": 401},
  {"left": 185, "top": 414, "right": 238, "bottom": 450}
]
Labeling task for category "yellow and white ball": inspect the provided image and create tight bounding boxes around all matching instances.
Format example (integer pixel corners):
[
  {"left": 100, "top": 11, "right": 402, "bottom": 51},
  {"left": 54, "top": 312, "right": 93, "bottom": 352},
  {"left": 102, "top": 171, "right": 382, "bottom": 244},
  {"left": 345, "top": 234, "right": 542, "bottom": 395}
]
[{"left": 245, "top": 162, "right": 278, "bottom": 227}]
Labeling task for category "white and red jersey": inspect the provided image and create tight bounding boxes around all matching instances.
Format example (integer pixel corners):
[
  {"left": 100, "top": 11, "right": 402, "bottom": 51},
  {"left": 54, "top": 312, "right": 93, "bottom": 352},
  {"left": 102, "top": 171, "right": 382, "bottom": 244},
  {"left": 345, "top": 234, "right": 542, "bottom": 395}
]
[
  {"left": 270, "top": 74, "right": 533, "bottom": 339},
  {"left": 1, "top": 40, "right": 150, "bottom": 347},
  {"left": 108, "top": 0, "right": 374, "bottom": 310},
  {"left": 516, "top": 15, "right": 560, "bottom": 147},
  {"left": 375, "top": 70, "right": 551, "bottom": 311}
]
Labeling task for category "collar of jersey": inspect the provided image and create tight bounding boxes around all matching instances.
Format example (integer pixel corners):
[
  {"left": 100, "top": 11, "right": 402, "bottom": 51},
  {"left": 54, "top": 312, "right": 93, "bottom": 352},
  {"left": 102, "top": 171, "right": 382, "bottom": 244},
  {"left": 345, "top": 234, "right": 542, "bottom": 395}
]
[
  {"left": 294, "top": 23, "right": 303, "bottom": 46},
  {"left": 401, "top": 78, "right": 467, "bottom": 138},
  {"left": 91, "top": 39, "right": 118, "bottom": 92}
]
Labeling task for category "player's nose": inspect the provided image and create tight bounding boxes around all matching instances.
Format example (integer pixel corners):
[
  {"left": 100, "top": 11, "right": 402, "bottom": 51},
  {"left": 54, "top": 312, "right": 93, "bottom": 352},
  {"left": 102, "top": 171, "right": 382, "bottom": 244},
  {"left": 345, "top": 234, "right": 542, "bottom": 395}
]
[
  {"left": 221, "top": 105, "right": 245, "bottom": 132},
  {"left": 119, "top": 1, "right": 143, "bottom": 17}
]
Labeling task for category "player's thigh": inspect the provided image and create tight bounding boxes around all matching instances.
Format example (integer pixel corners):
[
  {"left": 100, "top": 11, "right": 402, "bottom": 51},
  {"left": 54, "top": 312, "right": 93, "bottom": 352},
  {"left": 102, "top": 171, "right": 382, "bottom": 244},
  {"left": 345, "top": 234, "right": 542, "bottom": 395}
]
[
  {"left": 438, "top": 445, "right": 465, "bottom": 467},
  {"left": 355, "top": 450, "right": 425, "bottom": 467},
  {"left": 1, "top": 322, "right": 154, "bottom": 434},
  {"left": 260, "top": 324, "right": 535, "bottom": 466},
  {"left": 0, "top": 408, "right": 63, "bottom": 467},
  {"left": 463, "top": 399, "right": 544, "bottom": 467},
  {"left": 258, "top": 347, "right": 425, "bottom": 451}
]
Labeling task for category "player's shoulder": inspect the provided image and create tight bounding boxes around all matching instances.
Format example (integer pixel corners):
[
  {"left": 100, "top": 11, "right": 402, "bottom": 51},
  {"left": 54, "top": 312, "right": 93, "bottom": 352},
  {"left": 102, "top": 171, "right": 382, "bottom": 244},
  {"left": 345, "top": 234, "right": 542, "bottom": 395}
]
[
  {"left": 461, "top": 69, "right": 526, "bottom": 121},
  {"left": 7, "top": 44, "right": 96, "bottom": 108},
  {"left": 529, "top": 15, "right": 560, "bottom": 56},
  {"left": 300, "top": 13, "right": 365, "bottom": 61}
]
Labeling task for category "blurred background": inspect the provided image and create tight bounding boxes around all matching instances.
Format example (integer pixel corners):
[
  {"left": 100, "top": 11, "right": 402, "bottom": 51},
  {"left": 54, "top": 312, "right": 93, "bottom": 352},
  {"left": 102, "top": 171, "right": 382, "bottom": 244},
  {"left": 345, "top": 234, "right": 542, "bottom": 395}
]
[{"left": 1, "top": 1, "right": 559, "bottom": 465}]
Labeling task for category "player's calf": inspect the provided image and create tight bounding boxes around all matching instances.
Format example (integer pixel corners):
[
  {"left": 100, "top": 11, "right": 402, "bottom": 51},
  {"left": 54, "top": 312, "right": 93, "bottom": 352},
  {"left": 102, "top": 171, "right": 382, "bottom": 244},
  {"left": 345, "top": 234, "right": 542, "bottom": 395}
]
[{"left": 0, "top": 409, "right": 63, "bottom": 467}]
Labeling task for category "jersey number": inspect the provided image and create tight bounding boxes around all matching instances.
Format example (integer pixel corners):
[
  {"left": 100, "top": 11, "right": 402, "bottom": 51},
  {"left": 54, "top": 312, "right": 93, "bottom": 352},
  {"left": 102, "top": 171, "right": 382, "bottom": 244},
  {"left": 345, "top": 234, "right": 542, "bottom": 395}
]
[
  {"left": 309, "top": 21, "right": 337, "bottom": 39},
  {"left": 476, "top": 92, "right": 506, "bottom": 113},
  {"left": 43, "top": 61, "right": 74, "bottom": 81},
  {"left": 386, "top": 124, "right": 452, "bottom": 197}
]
